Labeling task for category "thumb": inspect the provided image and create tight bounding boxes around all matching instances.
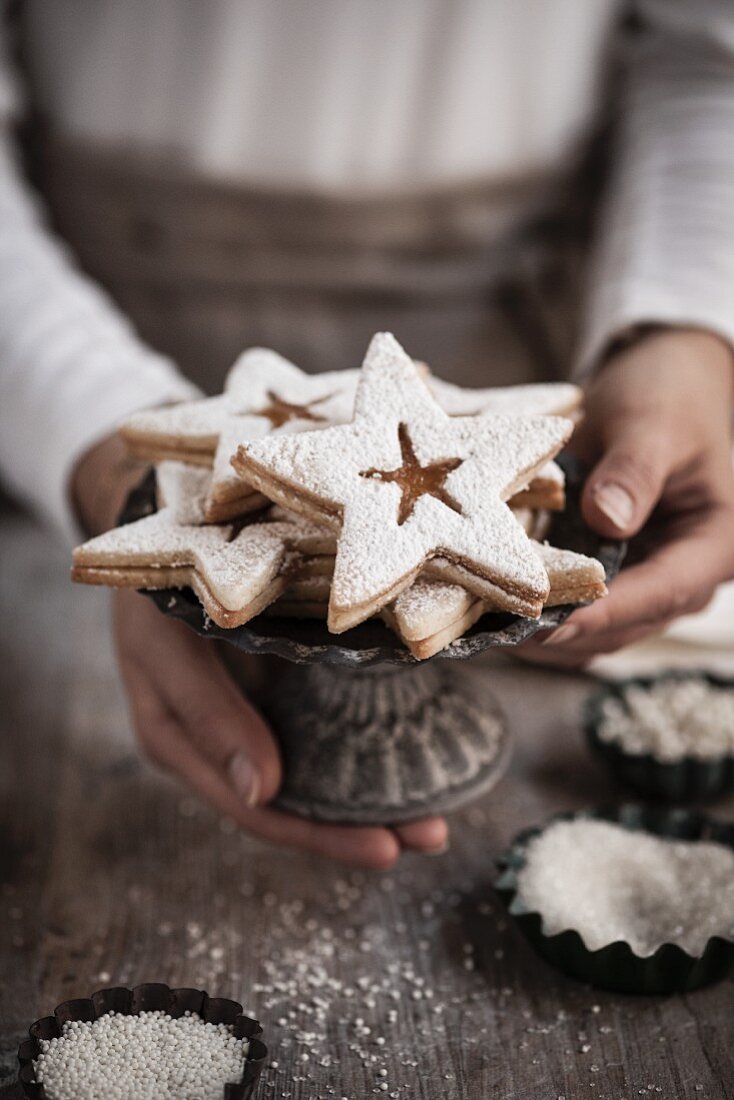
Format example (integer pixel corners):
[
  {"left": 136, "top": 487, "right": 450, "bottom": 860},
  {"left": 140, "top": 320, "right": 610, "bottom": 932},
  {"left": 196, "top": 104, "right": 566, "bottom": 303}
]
[
  {"left": 141, "top": 624, "right": 283, "bottom": 807},
  {"left": 215, "top": 689, "right": 283, "bottom": 810},
  {"left": 581, "top": 427, "right": 671, "bottom": 539},
  {"left": 182, "top": 665, "right": 283, "bottom": 808}
]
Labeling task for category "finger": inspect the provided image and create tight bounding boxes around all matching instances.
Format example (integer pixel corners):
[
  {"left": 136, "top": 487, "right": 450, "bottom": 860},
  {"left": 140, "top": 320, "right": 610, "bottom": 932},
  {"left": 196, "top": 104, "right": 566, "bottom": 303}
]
[
  {"left": 535, "top": 579, "right": 715, "bottom": 659},
  {"left": 394, "top": 818, "right": 449, "bottom": 853},
  {"left": 556, "top": 548, "right": 720, "bottom": 641},
  {"left": 122, "top": 598, "right": 282, "bottom": 806},
  {"left": 190, "top": 756, "right": 402, "bottom": 869},
  {"left": 168, "top": 660, "right": 282, "bottom": 808},
  {"left": 117, "top": 596, "right": 432, "bottom": 867},
  {"left": 248, "top": 806, "right": 401, "bottom": 869},
  {"left": 126, "top": 664, "right": 403, "bottom": 868},
  {"left": 518, "top": 621, "right": 677, "bottom": 668},
  {"left": 538, "top": 580, "right": 715, "bottom": 654},
  {"left": 581, "top": 427, "right": 671, "bottom": 539},
  {"left": 545, "top": 504, "right": 732, "bottom": 647},
  {"left": 136, "top": 703, "right": 401, "bottom": 867}
]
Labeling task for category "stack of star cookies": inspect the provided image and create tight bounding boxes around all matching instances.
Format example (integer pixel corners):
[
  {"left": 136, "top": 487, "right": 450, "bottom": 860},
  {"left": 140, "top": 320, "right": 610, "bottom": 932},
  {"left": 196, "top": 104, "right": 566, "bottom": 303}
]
[{"left": 72, "top": 333, "right": 607, "bottom": 659}]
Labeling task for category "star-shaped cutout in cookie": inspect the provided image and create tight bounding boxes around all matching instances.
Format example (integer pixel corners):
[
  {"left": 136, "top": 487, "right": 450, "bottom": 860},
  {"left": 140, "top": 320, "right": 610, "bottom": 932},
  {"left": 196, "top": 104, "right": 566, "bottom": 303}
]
[
  {"left": 121, "top": 349, "right": 359, "bottom": 522},
  {"left": 256, "top": 391, "right": 329, "bottom": 429},
  {"left": 361, "top": 423, "right": 462, "bottom": 526},
  {"left": 234, "top": 333, "right": 573, "bottom": 632}
]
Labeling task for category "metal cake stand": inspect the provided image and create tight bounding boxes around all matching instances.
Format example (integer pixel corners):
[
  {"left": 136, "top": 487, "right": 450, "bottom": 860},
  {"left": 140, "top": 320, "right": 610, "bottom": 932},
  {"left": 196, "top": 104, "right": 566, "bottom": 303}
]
[{"left": 122, "top": 460, "right": 625, "bottom": 824}]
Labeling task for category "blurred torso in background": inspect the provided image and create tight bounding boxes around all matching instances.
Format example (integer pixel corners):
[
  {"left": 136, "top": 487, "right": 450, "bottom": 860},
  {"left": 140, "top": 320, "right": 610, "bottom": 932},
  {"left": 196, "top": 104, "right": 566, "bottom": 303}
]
[{"left": 10, "top": 0, "right": 621, "bottom": 389}]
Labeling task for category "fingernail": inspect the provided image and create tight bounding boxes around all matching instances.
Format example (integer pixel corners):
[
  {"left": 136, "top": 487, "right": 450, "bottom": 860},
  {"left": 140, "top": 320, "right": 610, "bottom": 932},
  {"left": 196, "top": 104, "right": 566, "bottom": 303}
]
[
  {"left": 592, "top": 482, "right": 635, "bottom": 530},
  {"left": 426, "top": 842, "right": 450, "bottom": 856},
  {"left": 541, "top": 623, "right": 579, "bottom": 646},
  {"left": 228, "top": 752, "right": 260, "bottom": 807}
]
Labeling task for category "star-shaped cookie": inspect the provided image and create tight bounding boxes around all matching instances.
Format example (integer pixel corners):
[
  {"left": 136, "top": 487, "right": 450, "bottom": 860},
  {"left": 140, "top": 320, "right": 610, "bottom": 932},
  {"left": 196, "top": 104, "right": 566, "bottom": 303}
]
[
  {"left": 258, "top": 501, "right": 605, "bottom": 656},
  {"left": 428, "top": 375, "right": 581, "bottom": 510},
  {"left": 427, "top": 375, "right": 582, "bottom": 511},
  {"left": 385, "top": 537, "right": 606, "bottom": 660},
  {"left": 385, "top": 502, "right": 605, "bottom": 659},
  {"left": 234, "top": 333, "right": 573, "bottom": 632},
  {"left": 72, "top": 462, "right": 331, "bottom": 628},
  {"left": 121, "top": 349, "right": 359, "bottom": 522}
]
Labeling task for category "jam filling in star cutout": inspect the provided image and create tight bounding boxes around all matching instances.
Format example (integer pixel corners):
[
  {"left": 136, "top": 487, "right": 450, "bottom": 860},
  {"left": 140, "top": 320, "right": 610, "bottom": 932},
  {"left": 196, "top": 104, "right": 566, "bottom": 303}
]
[
  {"left": 360, "top": 422, "right": 464, "bottom": 526},
  {"left": 254, "top": 391, "right": 332, "bottom": 429}
]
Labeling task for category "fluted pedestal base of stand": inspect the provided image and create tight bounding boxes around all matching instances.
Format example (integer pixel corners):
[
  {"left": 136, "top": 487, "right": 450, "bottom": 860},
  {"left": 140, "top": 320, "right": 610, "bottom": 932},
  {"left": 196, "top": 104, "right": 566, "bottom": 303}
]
[{"left": 262, "top": 661, "right": 510, "bottom": 824}]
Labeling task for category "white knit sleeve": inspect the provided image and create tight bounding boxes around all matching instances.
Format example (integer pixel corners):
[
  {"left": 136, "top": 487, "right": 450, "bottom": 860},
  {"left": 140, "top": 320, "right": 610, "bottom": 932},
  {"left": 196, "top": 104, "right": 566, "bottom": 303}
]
[
  {"left": 578, "top": 0, "right": 734, "bottom": 375},
  {"left": 0, "top": 25, "right": 198, "bottom": 538}
]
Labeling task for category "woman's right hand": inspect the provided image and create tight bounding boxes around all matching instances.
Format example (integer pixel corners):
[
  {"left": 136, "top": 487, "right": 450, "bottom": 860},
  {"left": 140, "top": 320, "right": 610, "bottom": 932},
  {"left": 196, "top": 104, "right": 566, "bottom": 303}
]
[{"left": 113, "top": 588, "right": 448, "bottom": 868}]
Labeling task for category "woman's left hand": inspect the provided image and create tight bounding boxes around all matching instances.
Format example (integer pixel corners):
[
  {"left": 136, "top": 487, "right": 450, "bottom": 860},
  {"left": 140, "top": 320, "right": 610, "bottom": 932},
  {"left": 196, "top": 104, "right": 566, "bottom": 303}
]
[{"left": 521, "top": 328, "right": 734, "bottom": 667}]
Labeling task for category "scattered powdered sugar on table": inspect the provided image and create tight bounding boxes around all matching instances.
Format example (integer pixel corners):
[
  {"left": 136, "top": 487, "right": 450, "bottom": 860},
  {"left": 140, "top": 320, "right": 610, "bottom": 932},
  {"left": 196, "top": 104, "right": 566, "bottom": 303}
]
[
  {"left": 74, "top": 799, "right": 676, "bottom": 1098},
  {"left": 246, "top": 881, "right": 465, "bottom": 1095},
  {"left": 33, "top": 1010, "right": 248, "bottom": 1100},
  {"left": 158, "top": 829, "right": 521, "bottom": 1098},
  {"left": 515, "top": 819, "right": 734, "bottom": 956},
  {"left": 597, "top": 677, "right": 734, "bottom": 761}
]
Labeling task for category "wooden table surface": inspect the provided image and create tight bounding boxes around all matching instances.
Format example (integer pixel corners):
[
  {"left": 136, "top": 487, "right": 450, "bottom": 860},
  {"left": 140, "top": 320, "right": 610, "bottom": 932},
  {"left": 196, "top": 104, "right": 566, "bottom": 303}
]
[{"left": 1, "top": 503, "right": 733, "bottom": 1100}]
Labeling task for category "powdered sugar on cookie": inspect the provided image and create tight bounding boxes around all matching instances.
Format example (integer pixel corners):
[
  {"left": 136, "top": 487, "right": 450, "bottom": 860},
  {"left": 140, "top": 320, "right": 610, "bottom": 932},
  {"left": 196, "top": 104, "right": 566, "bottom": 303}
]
[
  {"left": 73, "top": 463, "right": 333, "bottom": 622},
  {"left": 391, "top": 578, "right": 477, "bottom": 641},
  {"left": 123, "top": 348, "right": 357, "bottom": 448},
  {"left": 427, "top": 376, "right": 582, "bottom": 418},
  {"left": 71, "top": 336, "right": 610, "bottom": 655},
  {"left": 236, "top": 333, "right": 572, "bottom": 631},
  {"left": 121, "top": 348, "right": 359, "bottom": 519},
  {"left": 155, "top": 461, "right": 212, "bottom": 523},
  {"left": 73, "top": 508, "right": 296, "bottom": 609}
]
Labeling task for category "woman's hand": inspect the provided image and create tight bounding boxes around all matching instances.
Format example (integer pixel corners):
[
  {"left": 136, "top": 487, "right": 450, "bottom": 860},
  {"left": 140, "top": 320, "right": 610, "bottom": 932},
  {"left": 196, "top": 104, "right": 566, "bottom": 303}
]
[
  {"left": 73, "top": 434, "right": 447, "bottom": 867},
  {"left": 522, "top": 328, "right": 734, "bottom": 666},
  {"left": 113, "top": 589, "right": 448, "bottom": 867}
]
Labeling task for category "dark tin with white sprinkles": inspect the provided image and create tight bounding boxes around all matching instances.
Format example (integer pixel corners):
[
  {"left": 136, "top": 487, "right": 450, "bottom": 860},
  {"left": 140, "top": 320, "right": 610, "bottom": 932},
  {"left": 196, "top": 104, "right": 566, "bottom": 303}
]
[
  {"left": 495, "top": 804, "right": 734, "bottom": 995},
  {"left": 585, "top": 673, "right": 734, "bottom": 803},
  {"left": 17, "top": 983, "right": 267, "bottom": 1099}
]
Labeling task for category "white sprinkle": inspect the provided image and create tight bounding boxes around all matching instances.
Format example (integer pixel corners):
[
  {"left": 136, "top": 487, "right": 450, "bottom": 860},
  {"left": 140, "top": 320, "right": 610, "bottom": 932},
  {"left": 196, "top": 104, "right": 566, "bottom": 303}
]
[
  {"left": 596, "top": 678, "right": 734, "bottom": 761},
  {"left": 515, "top": 819, "right": 734, "bottom": 956},
  {"left": 33, "top": 1011, "right": 248, "bottom": 1100}
]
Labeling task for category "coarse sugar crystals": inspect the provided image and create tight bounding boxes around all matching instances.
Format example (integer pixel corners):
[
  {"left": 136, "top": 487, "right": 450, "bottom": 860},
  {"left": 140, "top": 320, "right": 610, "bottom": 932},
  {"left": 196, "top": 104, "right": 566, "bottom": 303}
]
[
  {"left": 33, "top": 1010, "right": 248, "bottom": 1100},
  {"left": 515, "top": 819, "right": 734, "bottom": 956},
  {"left": 596, "top": 677, "right": 734, "bottom": 762}
]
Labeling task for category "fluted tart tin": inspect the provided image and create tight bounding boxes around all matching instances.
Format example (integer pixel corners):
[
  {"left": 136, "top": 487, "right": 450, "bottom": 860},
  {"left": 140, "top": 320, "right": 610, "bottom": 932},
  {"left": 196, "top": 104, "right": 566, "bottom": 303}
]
[
  {"left": 495, "top": 804, "right": 734, "bottom": 995},
  {"left": 585, "top": 673, "right": 734, "bottom": 803},
  {"left": 17, "top": 983, "right": 267, "bottom": 1099}
]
